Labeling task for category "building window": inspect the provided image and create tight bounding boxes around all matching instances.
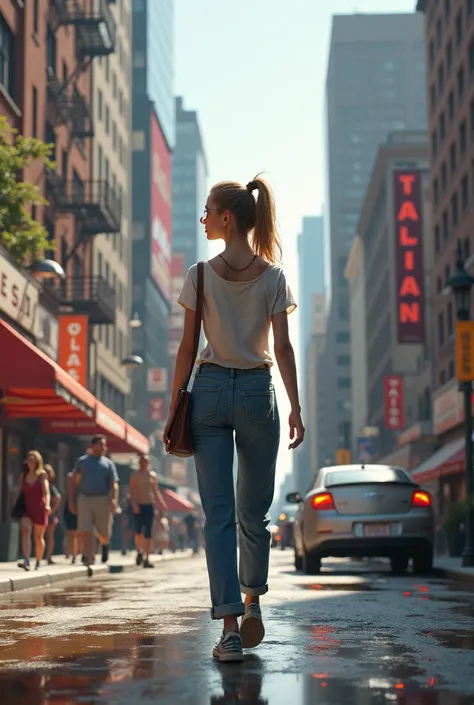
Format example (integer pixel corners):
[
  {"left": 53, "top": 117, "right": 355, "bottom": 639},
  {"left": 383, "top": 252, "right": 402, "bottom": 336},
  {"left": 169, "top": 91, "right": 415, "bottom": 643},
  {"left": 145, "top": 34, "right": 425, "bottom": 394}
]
[
  {"left": 469, "top": 40, "right": 474, "bottom": 77},
  {"left": 105, "top": 105, "right": 110, "bottom": 134},
  {"left": 468, "top": 0, "right": 474, "bottom": 19},
  {"left": 448, "top": 90, "right": 455, "bottom": 120},
  {"left": 451, "top": 192, "right": 459, "bottom": 226},
  {"left": 465, "top": 236, "right": 471, "bottom": 259},
  {"left": 439, "top": 369, "right": 446, "bottom": 386},
  {"left": 446, "top": 0, "right": 451, "bottom": 17},
  {"left": 132, "top": 130, "right": 145, "bottom": 151},
  {"left": 456, "top": 10, "right": 463, "bottom": 46},
  {"left": 433, "top": 178, "right": 439, "bottom": 205},
  {"left": 435, "top": 224, "right": 441, "bottom": 253},
  {"left": 429, "top": 39, "right": 435, "bottom": 67},
  {"left": 337, "top": 355, "right": 351, "bottom": 366},
  {"left": 438, "top": 312, "right": 445, "bottom": 347},
  {"left": 431, "top": 129, "right": 438, "bottom": 158},
  {"left": 450, "top": 143, "right": 456, "bottom": 174},
  {"left": 446, "top": 39, "right": 453, "bottom": 73},
  {"left": 457, "top": 65, "right": 465, "bottom": 102},
  {"left": 0, "top": 15, "right": 14, "bottom": 98},
  {"left": 460, "top": 120, "right": 467, "bottom": 154},
  {"left": 439, "top": 111, "right": 446, "bottom": 142},
  {"left": 447, "top": 301, "right": 454, "bottom": 339},
  {"left": 336, "top": 332, "right": 350, "bottom": 343},
  {"left": 445, "top": 264, "right": 451, "bottom": 284},
  {"left": 46, "top": 26, "right": 56, "bottom": 73},
  {"left": 437, "top": 276, "right": 442, "bottom": 294},
  {"left": 442, "top": 161, "right": 448, "bottom": 190},
  {"left": 438, "top": 62, "right": 445, "bottom": 94},
  {"left": 436, "top": 17, "right": 443, "bottom": 47},
  {"left": 442, "top": 210, "right": 449, "bottom": 240},
  {"left": 430, "top": 83, "right": 436, "bottom": 110},
  {"left": 337, "top": 378, "right": 351, "bottom": 389},
  {"left": 98, "top": 89, "right": 103, "bottom": 120},
  {"left": 33, "top": 0, "right": 39, "bottom": 34},
  {"left": 32, "top": 86, "right": 38, "bottom": 138},
  {"left": 462, "top": 174, "right": 469, "bottom": 210},
  {"left": 449, "top": 360, "right": 455, "bottom": 380}
]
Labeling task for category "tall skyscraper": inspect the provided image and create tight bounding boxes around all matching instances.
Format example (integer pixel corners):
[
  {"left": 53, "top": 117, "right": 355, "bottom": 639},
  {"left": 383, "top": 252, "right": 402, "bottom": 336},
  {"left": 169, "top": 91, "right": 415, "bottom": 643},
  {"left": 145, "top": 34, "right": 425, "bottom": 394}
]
[
  {"left": 168, "top": 96, "right": 208, "bottom": 488},
  {"left": 131, "top": 1, "right": 175, "bottom": 467},
  {"left": 320, "top": 13, "right": 427, "bottom": 463}
]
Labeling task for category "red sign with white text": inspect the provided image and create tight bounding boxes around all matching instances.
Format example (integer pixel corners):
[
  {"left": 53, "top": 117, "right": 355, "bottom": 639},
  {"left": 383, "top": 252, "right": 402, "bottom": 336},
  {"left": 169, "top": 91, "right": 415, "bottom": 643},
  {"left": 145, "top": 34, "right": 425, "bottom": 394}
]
[
  {"left": 151, "top": 114, "right": 172, "bottom": 301},
  {"left": 393, "top": 171, "right": 425, "bottom": 344},
  {"left": 384, "top": 376, "right": 404, "bottom": 430},
  {"left": 149, "top": 397, "right": 166, "bottom": 422}
]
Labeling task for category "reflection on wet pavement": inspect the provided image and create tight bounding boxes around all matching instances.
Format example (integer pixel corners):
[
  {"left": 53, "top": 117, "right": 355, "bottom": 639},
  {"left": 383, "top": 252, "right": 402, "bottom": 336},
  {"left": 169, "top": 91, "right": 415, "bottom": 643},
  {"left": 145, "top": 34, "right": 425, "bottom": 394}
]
[{"left": 0, "top": 555, "right": 472, "bottom": 703}]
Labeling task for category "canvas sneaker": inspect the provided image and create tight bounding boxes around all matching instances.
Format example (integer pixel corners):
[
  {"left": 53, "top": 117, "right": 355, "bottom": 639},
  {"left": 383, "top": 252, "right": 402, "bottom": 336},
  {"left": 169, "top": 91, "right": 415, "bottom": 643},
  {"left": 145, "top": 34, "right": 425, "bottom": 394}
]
[
  {"left": 240, "top": 603, "right": 265, "bottom": 649},
  {"left": 212, "top": 631, "right": 244, "bottom": 662}
]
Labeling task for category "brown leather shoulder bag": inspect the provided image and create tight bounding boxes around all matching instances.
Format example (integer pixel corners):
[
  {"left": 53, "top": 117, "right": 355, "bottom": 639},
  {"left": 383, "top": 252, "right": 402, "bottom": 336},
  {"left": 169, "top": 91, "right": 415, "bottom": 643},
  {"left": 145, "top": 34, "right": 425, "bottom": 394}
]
[{"left": 165, "top": 261, "right": 204, "bottom": 457}]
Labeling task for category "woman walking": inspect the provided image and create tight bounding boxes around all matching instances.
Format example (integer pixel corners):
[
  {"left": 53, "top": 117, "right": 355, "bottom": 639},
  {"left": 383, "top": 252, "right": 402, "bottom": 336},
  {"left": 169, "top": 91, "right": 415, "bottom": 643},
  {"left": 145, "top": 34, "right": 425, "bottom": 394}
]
[
  {"left": 17, "top": 451, "right": 51, "bottom": 571},
  {"left": 44, "top": 465, "right": 61, "bottom": 564},
  {"left": 164, "top": 176, "right": 304, "bottom": 661}
]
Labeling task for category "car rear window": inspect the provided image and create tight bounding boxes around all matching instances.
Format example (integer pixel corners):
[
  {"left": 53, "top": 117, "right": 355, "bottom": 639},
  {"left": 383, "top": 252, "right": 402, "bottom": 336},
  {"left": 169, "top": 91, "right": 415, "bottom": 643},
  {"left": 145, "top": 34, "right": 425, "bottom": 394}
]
[{"left": 325, "top": 468, "right": 412, "bottom": 487}]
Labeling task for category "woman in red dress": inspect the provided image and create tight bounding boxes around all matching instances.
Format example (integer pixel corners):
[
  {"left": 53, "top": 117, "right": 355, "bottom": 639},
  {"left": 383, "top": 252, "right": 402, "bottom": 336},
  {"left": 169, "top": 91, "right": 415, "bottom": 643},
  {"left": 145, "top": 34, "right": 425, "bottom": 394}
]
[{"left": 17, "top": 450, "right": 51, "bottom": 571}]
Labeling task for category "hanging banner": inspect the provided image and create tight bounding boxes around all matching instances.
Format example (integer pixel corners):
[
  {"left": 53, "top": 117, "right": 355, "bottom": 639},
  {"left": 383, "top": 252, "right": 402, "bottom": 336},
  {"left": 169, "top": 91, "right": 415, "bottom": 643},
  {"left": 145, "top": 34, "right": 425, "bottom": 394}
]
[
  {"left": 58, "top": 314, "right": 89, "bottom": 388},
  {"left": 384, "top": 375, "right": 404, "bottom": 430}
]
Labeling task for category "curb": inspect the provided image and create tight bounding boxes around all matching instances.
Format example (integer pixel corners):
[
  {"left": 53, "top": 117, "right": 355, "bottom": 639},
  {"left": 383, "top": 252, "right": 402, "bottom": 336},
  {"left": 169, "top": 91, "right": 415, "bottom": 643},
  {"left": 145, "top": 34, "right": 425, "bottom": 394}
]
[{"left": 0, "top": 551, "right": 192, "bottom": 594}]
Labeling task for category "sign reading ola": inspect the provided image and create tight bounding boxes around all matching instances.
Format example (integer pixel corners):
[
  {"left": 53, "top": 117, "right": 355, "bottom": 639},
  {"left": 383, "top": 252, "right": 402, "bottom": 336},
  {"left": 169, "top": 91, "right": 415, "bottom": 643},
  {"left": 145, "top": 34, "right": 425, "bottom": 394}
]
[{"left": 393, "top": 171, "right": 426, "bottom": 345}]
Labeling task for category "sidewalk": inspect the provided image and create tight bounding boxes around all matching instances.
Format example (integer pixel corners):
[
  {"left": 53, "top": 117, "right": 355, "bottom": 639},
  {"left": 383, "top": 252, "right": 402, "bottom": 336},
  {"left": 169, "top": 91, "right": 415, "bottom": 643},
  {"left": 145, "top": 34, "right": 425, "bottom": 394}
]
[
  {"left": 0, "top": 550, "right": 191, "bottom": 594},
  {"left": 432, "top": 555, "right": 474, "bottom": 586}
]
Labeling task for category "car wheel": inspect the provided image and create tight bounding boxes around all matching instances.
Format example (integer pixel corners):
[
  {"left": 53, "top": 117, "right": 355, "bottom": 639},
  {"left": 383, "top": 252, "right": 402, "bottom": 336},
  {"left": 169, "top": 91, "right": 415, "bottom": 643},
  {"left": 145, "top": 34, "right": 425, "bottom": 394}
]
[
  {"left": 294, "top": 551, "right": 303, "bottom": 571},
  {"left": 303, "top": 548, "right": 321, "bottom": 575},
  {"left": 412, "top": 548, "right": 433, "bottom": 575},
  {"left": 390, "top": 554, "right": 409, "bottom": 574}
]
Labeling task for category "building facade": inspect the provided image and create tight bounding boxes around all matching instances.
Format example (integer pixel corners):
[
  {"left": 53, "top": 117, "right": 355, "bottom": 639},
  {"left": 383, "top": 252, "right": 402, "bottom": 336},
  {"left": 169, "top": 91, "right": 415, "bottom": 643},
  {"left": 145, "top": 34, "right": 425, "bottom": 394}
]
[
  {"left": 415, "top": 0, "right": 474, "bottom": 507},
  {"left": 321, "top": 12, "right": 428, "bottom": 463},
  {"left": 91, "top": 0, "right": 132, "bottom": 416},
  {"left": 131, "top": 3, "right": 174, "bottom": 464},
  {"left": 357, "top": 132, "right": 433, "bottom": 467},
  {"left": 168, "top": 96, "right": 208, "bottom": 487}
]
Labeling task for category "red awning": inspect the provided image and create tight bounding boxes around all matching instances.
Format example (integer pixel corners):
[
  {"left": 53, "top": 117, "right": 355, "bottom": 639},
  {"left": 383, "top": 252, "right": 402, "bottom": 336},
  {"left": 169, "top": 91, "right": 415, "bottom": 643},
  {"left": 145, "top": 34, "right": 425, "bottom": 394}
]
[
  {"left": 163, "top": 488, "right": 194, "bottom": 513},
  {"left": 0, "top": 319, "right": 149, "bottom": 455},
  {"left": 411, "top": 437, "right": 465, "bottom": 484},
  {"left": 0, "top": 319, "right": 95, "bottom": 418}
]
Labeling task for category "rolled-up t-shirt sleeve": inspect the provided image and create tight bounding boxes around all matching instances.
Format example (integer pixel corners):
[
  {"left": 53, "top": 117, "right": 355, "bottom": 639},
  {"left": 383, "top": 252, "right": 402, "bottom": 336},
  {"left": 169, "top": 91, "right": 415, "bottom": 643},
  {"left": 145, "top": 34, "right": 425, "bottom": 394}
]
[
  {"left": 272, "top": 270, "right": 297, "bottom": 315},
  {"left": 177, "top": 267, "right": 197, "bottom": 311}
]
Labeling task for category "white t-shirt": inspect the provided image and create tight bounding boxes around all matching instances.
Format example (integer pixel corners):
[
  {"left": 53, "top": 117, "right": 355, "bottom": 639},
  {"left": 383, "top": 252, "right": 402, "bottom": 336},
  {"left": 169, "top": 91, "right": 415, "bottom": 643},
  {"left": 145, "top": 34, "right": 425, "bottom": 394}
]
[{"left": 178, "top": 261, "right": 296, "bottom": 369}]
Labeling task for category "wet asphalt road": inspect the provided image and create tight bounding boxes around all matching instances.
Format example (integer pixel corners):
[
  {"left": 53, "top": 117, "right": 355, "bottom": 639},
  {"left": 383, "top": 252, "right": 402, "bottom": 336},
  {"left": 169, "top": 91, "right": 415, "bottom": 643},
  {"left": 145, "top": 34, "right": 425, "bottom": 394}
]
[{"left": 0, "top": 552, "right": 472, "bottom": 704}]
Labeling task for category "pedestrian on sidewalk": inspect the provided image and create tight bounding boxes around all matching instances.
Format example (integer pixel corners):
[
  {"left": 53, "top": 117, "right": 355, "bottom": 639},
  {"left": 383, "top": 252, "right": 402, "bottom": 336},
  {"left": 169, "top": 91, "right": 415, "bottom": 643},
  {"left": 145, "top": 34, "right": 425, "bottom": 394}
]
[
  {"left": 129, "top": 454, "right": 168, "bottom": 568},
  {"left": 70, "top": 435, "right": 119, "bottom": 572},
  {"left": 64, "top": 471, "right": 83, "bottom": 564},
  {"left": 17, "top": 451, "right": 51, "bottom": 571},
  {"left": 164, "top": 176, "right": 305, "bottom": 661},
  {"left": 44, "top": 464, "right": 61, "bottom": 565},
  {"left": 183, "top": 511, "right": 199, "bottom": 554}
]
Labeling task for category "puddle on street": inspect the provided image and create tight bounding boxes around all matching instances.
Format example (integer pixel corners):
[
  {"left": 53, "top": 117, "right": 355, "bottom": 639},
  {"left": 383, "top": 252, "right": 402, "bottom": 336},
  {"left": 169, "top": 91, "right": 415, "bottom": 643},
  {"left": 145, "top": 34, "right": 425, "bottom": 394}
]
[
  {"left": 0, "top": 667, "right": 473, "bottom": 704},
  {"left": 300, "top": 582, "right": 378, "bottom": 592},
  {"left": 422, "top": 629, "right": 474, "bottom": 651}
]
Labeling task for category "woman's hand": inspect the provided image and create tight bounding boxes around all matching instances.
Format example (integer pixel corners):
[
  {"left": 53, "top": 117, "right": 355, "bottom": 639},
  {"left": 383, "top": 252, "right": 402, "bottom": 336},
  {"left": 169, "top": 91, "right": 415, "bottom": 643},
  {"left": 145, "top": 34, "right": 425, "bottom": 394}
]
[
  {"left": 288, "top": 409, "right": 305, "bottom": 450},
  {"left": 45, "top": 505, "right": 51, "bottom": 516}
]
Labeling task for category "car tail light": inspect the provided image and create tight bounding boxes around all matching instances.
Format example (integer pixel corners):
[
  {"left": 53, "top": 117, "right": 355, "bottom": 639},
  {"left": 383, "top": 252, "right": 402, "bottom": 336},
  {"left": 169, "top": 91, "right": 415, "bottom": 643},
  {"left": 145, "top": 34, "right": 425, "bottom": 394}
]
[
  {"left": 412, "top": 490, "right": 431, "bottom": 507},
  {"left": 311, "top": 492, "right": 335, "bottom": 510}
]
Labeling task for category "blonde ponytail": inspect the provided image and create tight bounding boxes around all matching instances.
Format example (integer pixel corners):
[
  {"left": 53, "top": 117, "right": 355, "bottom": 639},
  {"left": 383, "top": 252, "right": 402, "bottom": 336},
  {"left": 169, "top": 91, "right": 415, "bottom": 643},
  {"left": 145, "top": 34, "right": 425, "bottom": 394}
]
[{"left": 247, "top": 176, "right": 282, "bottom": 264}]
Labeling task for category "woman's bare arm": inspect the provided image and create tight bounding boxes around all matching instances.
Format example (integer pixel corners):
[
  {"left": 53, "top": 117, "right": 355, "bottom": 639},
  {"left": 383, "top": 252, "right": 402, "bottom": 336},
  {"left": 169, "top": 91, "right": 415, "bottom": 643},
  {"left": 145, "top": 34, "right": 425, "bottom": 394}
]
[
  {"left": 41, "top": 475, "right": 51, "bottom": 512},
  {"left": 272, "top": 311, "right": 301, "bottom": 411},
  {"left": 169, "top": 308, "right": 197, "bottom": 411}
]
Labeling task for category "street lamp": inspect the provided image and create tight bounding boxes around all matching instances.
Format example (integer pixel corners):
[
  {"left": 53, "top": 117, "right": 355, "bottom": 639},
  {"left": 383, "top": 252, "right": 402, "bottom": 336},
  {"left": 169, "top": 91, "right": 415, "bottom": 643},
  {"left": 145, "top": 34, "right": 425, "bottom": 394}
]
[
  {"left": 27, "top": 259, "right": 66, "bottom": 280},
  {"left": 446, "top": 239, "right": 474, "bottom": 567},
  {"left": 120, "top": 354, "right": 144, "bottom": 368},
  {"left": 129, "top": 312, "right": 142, "bottom": 329}
]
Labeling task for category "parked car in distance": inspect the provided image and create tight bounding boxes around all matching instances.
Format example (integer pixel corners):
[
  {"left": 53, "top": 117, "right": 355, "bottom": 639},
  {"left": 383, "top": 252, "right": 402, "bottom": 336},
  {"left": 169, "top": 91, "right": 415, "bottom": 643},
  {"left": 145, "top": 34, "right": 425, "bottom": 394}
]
[
  {"left": 277, "top": 503, "right": 300, "bottom": 550},
  {"left": 290, "top": 464, "right": 434, "bottom": 575}
]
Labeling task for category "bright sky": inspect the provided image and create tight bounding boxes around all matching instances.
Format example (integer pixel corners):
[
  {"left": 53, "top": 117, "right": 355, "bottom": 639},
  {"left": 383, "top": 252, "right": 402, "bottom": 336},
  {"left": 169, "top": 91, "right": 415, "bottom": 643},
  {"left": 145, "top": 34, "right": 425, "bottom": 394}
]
[{"left": 175, "top": 0, "right": 419, "bottom": 489}]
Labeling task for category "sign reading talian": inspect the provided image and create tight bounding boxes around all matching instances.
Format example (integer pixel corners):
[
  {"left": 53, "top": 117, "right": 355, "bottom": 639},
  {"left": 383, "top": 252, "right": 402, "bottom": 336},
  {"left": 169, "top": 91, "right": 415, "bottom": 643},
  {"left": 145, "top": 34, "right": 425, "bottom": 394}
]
[
  {"left": 393, "top": 171, "right": 426, "bottom": 344},
  {"left": 0, "top": 251, "right": 39, "bottom": 333}
]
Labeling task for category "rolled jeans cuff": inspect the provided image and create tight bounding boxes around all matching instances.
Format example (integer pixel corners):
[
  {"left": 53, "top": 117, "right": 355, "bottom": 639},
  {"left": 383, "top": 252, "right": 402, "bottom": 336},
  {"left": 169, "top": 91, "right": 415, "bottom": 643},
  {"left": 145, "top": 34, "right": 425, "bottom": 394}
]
[
  {"left": 211, "top": 601, "right": 245, "bottom": 620},
  {"left": 240, "top": 583, "right": 268, "bottom": 597}
]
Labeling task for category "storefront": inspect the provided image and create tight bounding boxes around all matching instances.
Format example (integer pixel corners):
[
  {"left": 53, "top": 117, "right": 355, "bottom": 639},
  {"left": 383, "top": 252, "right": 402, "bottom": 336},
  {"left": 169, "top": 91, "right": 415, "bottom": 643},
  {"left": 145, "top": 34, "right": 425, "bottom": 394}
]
[{"left": 0, "top": 318, "right": 149, "bottom": 559}]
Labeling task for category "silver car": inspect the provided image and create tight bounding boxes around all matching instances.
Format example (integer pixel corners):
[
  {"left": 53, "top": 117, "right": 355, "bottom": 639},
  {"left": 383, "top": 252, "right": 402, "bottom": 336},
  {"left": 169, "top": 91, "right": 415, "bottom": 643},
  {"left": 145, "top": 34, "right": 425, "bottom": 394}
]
[{"left": 290, "top": 464, "right": 434, "bottom": 575}]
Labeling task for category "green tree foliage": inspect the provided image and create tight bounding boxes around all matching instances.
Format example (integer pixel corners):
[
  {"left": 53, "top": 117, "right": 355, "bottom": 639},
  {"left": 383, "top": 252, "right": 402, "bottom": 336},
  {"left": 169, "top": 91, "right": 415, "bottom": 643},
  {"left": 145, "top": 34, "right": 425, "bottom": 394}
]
[{"left": 0, "top": 115, "right": 54, "bottom": 263}]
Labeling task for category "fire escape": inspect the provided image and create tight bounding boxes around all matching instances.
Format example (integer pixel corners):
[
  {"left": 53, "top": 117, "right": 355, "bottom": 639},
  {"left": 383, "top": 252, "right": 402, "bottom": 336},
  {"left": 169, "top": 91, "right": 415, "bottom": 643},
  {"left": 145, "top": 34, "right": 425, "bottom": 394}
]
[{"left": 45, "top": 0, "right": 120, "bottom": 326}]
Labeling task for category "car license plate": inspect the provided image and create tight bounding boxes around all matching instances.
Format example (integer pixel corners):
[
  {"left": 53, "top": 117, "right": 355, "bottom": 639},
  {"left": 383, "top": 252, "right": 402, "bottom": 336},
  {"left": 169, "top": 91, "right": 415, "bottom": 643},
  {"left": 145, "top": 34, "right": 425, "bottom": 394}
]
[{"left": 364, "top": 523, "right": 390, "bottom": 537}]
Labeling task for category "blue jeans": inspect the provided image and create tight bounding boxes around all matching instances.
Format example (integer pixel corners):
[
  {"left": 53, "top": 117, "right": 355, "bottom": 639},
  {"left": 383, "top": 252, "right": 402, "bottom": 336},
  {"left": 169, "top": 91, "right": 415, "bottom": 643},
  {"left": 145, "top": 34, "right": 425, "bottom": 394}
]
[{"left": 191, "top": 363, "right": 280, "bottom": 620}]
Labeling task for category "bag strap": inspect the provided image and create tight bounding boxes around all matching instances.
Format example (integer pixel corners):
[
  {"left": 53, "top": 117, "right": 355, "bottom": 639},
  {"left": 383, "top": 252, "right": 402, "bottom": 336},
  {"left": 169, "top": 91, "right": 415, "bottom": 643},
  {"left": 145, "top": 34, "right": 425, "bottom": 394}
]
[{"left": 184, "top": 261, "right": 204, "bottom": 390}]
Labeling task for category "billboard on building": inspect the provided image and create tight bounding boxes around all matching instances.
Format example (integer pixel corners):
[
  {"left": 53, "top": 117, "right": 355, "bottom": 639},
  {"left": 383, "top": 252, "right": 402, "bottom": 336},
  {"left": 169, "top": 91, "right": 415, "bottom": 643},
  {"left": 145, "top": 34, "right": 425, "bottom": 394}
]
[
  {"left": 384, "top": 375, "right": 404, "bottom": 430},
  {"left": 151, "top": 114, "right": 172, "bottom": 302},
  {"left": 58, "top": 315, "right": 89, "bottom": 387},
  {"left": 393, "top": 171, "right": 425, "bottom": 344}
]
